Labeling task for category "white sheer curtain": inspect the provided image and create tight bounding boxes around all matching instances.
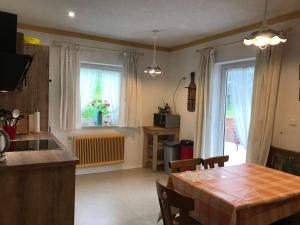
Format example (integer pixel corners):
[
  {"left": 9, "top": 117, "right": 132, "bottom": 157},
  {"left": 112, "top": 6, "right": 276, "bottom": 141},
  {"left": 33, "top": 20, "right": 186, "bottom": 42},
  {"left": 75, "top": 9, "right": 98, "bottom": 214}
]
[
  {"left": 80, "top": 66, "right": 121, "bottom": 125},
  {"left": 59, "top": 42, "right": 81, "bottom": 130},
  {"left": 100, "top": 70, "right": 121, "bottom": 125},
  {"left": 80, "top": 67, "right": 97, "bottom": 111},
  {"left": 210, "top": 65, "right": 226, "bottom": 157},
  {"left": 194, "top": 48, "right": 216, "bottom": 158},
  {"left": 119, "top": 52, "right": 141, "bottom": 128},
  {"left": 247, "top": 45, "right": 284, "bottom": 165},
  {"left": 227, "top": 65, "right": 254, "bottom": 148}
]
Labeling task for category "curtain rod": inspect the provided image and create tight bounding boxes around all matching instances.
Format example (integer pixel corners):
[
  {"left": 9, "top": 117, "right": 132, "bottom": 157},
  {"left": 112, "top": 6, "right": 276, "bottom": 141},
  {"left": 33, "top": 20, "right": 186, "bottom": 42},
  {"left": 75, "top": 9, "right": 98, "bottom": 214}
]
[
  {"left": 195, "top": 27, "right": 293, "bottom": 52},
  {"left": 51, "top": 41, "right": 144, "bottom": 56},
  {"left": 196, "top": 40, "right": 241, "bottom": 52}
]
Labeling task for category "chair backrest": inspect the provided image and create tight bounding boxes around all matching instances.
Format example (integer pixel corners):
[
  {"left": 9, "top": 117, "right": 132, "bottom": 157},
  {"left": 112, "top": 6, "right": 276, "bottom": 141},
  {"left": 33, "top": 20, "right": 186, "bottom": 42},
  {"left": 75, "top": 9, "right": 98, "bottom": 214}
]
[
  {"left": 168, "top": 158, "right": 202, "bottom": 173},
  {"left": 267, "top": 146, "right": 300, "bottom": 176},
  {"left": 156, "top": 181, "right": 195, "bottom": 225},
  {"left": 201, "top": 155, "right": 229, "bottom": 169}
]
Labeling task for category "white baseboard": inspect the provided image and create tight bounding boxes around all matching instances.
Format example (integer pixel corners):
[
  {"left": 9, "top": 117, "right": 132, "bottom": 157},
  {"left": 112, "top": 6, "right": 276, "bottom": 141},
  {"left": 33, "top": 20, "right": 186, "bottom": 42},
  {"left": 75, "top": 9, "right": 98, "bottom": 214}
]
[{"left": 76, "top": 164, "right": 143, "bottom": 175}]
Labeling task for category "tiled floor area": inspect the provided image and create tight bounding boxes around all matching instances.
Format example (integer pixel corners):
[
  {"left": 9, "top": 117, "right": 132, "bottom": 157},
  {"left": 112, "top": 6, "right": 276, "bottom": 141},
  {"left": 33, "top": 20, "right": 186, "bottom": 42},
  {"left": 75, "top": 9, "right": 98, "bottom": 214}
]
[{"left": 75, "top": 168, "right": 168, "bottom": 225}]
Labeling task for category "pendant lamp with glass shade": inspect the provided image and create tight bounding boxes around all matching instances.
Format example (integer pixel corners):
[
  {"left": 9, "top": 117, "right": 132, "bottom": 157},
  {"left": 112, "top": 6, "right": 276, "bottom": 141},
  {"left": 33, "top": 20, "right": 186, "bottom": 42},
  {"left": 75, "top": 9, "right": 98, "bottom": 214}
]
[
  {"left": 243, "top": 0, "right": 287, "bottom": 49},
  {"left": 144, "top": 30, "right": 163, "bottom": 77}
]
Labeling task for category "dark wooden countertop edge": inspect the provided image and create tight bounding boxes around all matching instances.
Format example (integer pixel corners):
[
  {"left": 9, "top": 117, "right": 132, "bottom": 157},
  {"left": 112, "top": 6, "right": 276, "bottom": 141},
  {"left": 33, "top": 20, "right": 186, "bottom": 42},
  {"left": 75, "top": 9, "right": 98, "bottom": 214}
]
[
  {"left": 0, "top": 158, "right": 79, "bottom": 172},
  {"left": 0, "top": 132, "right": 79, "bottom": 171}
]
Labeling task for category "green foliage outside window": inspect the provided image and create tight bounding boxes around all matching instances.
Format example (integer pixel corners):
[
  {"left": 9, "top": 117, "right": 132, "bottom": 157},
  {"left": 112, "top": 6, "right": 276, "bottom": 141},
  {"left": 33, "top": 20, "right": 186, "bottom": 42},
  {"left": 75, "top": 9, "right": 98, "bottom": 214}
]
[
  {"left": 226, "top": 96, "right": 233, "bottom": 118},
  {"left": 81, "top": 76, "right": 111, "bottom": 125}
]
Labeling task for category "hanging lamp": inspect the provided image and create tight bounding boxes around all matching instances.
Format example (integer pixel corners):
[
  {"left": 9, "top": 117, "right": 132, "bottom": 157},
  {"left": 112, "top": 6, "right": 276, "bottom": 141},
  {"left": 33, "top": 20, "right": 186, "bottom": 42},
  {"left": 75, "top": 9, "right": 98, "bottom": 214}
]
[
  {"left": 243, "top": 0, "right": 287, "bottom": 49},
  {"left": 144, "top": 30, "right": 163, "bottom": 77}
]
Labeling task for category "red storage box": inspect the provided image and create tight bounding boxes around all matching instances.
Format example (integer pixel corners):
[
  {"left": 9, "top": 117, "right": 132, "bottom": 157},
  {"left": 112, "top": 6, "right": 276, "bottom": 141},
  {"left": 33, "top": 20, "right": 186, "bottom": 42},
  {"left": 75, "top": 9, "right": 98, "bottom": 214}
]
[{"left": 180, "top": 140, "right": 193, "bottom": 159}]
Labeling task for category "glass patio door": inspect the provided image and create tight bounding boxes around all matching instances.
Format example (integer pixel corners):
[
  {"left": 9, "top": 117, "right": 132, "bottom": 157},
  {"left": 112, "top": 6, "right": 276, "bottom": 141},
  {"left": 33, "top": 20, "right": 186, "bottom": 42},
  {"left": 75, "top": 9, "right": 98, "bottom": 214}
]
[{"left": 222, "top": 61, "right": 255, "bottom": 165}]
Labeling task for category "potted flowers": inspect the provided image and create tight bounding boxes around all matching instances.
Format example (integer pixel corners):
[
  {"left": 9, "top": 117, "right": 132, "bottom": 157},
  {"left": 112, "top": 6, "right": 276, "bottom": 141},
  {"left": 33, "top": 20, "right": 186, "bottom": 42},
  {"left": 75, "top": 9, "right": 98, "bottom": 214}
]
[{"left": 90, "top": 100, "right": 111, "bottom": 125}]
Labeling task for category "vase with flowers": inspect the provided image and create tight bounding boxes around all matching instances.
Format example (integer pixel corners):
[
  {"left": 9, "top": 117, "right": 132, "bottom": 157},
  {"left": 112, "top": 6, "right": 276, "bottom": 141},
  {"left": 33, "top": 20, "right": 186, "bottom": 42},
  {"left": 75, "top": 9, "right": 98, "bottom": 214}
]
[{"left": 90, "top": 99, "right": 111, "bottom": 126}]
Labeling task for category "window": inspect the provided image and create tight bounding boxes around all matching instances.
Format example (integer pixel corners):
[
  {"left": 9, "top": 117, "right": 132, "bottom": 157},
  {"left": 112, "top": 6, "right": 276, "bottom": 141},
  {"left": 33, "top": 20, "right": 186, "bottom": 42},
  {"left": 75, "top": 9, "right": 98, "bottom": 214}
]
[{"left": 80, "top": 62, "right": 122, "bottom": 127}]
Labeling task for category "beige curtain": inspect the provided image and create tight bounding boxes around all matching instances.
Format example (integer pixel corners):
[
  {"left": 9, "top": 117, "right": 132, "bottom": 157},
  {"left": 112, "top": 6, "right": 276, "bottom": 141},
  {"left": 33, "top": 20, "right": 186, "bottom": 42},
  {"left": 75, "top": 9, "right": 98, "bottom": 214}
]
[
  {"left": 194, "top": 48, "right": 215, "bottom": 158},
  {"left": 59, "top": 43, "right": 81, "bottom": 130},
  {"left": 119, "top": 52, "right": 141, "bottom": 128},
  {"left": 246, "top": 45, "right": 284, "bottom": 165}
]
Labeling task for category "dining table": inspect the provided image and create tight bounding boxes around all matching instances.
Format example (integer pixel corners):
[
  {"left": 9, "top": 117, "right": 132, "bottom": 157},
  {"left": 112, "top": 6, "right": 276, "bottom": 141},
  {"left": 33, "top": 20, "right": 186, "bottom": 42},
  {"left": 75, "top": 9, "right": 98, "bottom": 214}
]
[{"left": 168, "top": 163, "right": 300, "bottom": 225}]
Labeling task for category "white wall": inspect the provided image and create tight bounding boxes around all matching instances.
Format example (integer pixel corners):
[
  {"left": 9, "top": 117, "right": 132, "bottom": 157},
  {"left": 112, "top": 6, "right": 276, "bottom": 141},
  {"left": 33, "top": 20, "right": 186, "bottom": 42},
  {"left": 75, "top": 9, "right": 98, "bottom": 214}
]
[
  {"left": 273, "top": 21, "right": 300, "bottom": 152},
  {"left": 20, "top": 29, "right": 170, "bottom": 173}
]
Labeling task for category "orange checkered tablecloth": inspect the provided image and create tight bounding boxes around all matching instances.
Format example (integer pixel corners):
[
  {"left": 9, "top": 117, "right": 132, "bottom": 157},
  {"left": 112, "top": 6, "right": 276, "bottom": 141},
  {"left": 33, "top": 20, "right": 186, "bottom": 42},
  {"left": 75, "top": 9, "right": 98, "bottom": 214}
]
[{"left": 169, "top": 163, "right": 300, "bottom": 225}]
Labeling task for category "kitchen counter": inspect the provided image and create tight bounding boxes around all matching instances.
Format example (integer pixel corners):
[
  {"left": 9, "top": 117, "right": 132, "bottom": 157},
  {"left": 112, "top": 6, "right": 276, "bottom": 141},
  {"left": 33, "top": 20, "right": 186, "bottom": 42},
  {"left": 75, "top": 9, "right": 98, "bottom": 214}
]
[
  {"left": 0, "top": 132, "right": 78, "bottom": 171},
  {"left": 0, "top": 132, "right": 78, "bottom": 225}
]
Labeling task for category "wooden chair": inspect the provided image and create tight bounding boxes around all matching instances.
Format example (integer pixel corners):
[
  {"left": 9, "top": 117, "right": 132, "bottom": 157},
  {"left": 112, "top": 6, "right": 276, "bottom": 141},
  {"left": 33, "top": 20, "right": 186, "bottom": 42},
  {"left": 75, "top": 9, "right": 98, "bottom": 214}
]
[
  {"left": 168, "top": 158, "right": 202, "bottom": 173},
  {"left": 267, "top": 146, "right": 300, "bottom": 176},
  {"left": 201, "top": 155, "right": 229, "bottom": 169},
  {"left": 156, "top": 181, "right": 200, "bottom": 225}
]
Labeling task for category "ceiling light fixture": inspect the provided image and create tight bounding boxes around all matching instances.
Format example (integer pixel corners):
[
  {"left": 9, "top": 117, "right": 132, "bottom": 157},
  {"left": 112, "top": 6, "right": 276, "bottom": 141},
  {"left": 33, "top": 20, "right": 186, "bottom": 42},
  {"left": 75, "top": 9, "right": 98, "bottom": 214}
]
[
  {"left": 68, "top": 11, "right": 75, "bottom": 18},
  {"left": 243, "top": 0, "right": 287, "bottom": 49},
  {"left": 144, "top": 30, "right": 163, "bottom": 77}
]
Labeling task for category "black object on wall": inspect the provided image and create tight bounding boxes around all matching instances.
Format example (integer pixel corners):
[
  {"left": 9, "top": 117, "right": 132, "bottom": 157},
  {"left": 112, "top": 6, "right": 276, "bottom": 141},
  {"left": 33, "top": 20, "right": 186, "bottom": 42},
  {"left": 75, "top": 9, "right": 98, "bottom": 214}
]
[
  {"left": 0, "top": 11, "right": 32, "bottom": 92},
  {"left": 186, "top": 72, "right": 196, "bottom": 112},
  {"left": 0, "top": 52, "right": 32, "bottom": 91},
  {"left": 0, "top": 11, "right": 17, "bottom": 54}
]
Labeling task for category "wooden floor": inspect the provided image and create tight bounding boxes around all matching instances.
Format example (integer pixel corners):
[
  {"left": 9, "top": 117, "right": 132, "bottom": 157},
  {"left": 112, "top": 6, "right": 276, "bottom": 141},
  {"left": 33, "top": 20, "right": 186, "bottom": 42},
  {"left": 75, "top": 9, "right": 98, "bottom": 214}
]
[{"left": 75, "top": 168, "right": 168, "bottom": 225}]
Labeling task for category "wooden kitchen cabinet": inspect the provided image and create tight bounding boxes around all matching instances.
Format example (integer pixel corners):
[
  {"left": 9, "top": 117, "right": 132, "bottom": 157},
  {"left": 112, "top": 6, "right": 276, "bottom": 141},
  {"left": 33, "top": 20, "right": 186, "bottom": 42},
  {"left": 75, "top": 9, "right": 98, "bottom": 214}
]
[
  {"left": 0, "top": 44, "right": 49, "bottom": 131},
  {"left": 0, "top": 133, "right": 78, "bottom": 225},
  {"left": 0, "top": 165, "right": 76, "bottom": 225},
  {"left": 143, "top": 126, "right": 179, "bottom": 172}
]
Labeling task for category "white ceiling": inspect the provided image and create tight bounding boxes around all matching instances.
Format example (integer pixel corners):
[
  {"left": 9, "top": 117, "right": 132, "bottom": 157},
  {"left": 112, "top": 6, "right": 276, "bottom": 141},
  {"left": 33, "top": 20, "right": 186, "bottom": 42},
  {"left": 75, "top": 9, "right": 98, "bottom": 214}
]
[{"left": 1, "top": 0, "right": 299, "bottom": 47}]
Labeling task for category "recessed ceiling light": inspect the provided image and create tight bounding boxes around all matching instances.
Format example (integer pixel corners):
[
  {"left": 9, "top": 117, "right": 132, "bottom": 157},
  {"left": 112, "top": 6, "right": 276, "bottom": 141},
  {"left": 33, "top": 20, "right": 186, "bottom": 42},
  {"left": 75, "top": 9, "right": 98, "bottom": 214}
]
[{"left": 68, "top": 11, "right": 75, "bottom": 18}]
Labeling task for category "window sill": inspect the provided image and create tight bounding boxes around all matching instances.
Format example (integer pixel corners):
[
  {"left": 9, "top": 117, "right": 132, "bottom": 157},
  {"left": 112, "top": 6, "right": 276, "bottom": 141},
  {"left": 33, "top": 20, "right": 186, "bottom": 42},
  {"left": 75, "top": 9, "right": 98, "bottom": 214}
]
[
  {"left": 82, "top": 125, "right": 120, "bottom": 129},
  {"left": 79, "top": 125, "right": 140, "bottom": 130}
]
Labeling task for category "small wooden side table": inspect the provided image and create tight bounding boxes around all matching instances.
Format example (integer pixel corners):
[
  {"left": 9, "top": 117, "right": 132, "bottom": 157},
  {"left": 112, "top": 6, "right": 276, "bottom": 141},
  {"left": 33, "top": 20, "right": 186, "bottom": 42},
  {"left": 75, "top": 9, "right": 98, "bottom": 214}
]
[{"left": 143, "top": 126, "right": 179, "bottom": 172}]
